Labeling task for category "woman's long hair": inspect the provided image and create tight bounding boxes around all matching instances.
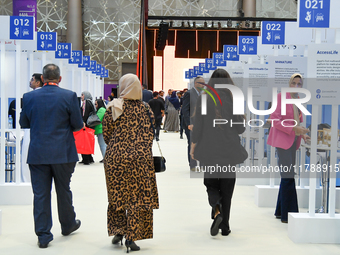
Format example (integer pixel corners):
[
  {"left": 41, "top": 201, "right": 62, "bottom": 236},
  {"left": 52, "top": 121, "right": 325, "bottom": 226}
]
[{"left": 96, "top": 98, "right": 106, "bottom": 110}]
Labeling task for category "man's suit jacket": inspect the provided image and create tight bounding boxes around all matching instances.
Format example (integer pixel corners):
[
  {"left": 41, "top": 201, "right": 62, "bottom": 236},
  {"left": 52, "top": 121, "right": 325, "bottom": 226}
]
[
  {"left": 20, "top": 85, "right": 83, "bottom": 164},
  {"left": 142, "top": 89, "right": 153, "bottom": 102},
  {"left": 182, "top": 88, "right": 200, "bottom": 128}
]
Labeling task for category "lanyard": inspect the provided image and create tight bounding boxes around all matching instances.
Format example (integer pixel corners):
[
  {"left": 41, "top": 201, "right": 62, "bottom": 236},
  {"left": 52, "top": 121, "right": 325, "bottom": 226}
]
[{"left": 43, "top": 82, "right": 58, "bottom": 86}]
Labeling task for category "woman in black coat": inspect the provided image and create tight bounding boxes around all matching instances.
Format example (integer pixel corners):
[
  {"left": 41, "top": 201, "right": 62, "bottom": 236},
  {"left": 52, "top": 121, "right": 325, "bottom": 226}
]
[
  {"left": 80, "top": 91, "right": 95, "bottom": 164},
  {"left": 191, "top": 69, "right": 247, "bottom": 237}
]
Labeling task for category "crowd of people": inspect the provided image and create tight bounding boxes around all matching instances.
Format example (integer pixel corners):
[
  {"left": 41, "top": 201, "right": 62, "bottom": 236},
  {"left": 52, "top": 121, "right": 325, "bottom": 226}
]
[{"left": 18, "top": 65, "right": 307, "bottom": 252}]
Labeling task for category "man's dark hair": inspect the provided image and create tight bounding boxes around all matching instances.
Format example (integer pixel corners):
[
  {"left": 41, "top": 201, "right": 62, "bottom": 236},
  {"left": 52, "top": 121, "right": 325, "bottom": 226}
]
[
  {"left": 153, "top": 91, "right": 159, "bottom": 97},
  {"left": 32, "top": 73, "right": 43, "bottom": 87},
  {"left": 142, "top": 84, "right": 147, "bottom": 89},
  {"left": 42, "top": 64, "right": 60, "bottom": 81}
]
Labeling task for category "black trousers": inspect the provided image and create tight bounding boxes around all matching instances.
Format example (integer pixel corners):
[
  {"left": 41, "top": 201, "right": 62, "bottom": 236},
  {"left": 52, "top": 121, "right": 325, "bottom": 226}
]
[
  {"left": 275, "top": 140, "right": 299, "bottom": 221},
  {"left": 203, "top": 177, "right": 236, "bottom": 231},
  {"left": 30, "top": 163, "right": 77, "bottom": 244}
]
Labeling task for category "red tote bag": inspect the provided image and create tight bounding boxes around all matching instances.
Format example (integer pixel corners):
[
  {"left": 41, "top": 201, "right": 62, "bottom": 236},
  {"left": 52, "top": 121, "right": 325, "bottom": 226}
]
[{"left": 73, "top": 127, "right": 95, "bottom": 154}]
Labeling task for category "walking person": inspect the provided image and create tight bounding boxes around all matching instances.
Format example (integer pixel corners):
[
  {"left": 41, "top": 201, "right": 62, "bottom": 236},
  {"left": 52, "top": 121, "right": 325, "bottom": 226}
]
[
  {"left": 190, "top": 69, "right": 248, "bottom": 236},
  {"left": 94, "top": 98, "right": 107, "bottom": 163},
  {"left": 19, "top": 64, "right": 83, "bottom": 248},
  {"left": 163, "top": 91, "right": 180, "bottom": 132},
  {"left": 148, "top": 91, "right": 165, "bottom": 141},
  {"left": 102, "top": 73, "right": 159, "bottom": 252},
  {"left": 80, "top": 91, "right": 95, "bottom": 165}
]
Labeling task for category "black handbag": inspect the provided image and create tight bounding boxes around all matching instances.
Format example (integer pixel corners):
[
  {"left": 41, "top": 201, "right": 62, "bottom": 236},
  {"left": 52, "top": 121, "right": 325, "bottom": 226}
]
[
  {"left": 86, "top": 100, "right": 101, "bottom": 128},
  {"left": 143, "top": 102, "right": 166, "bottom": 173}
]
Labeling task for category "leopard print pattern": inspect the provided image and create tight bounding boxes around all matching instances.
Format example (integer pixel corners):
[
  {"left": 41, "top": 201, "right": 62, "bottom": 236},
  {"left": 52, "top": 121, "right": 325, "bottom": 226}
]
[{"left": 102, "top": 100, "right": 159, "bottom": 241}]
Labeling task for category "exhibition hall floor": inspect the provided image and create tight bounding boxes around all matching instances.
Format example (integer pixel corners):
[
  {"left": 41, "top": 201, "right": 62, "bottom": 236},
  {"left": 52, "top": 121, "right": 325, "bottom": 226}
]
[{"left": 0, "top": 132, "right": 339, "bottom": 255}]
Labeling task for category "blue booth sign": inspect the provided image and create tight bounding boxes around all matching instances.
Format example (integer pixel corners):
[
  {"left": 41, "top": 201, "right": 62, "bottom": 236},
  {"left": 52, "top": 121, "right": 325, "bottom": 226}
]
[
  {"left": 261, "top": 21, "right": 285, "bottom": 45},
  {"left": 199, "top": 63, "right": 208, "bottom": 74},
  {"left": 238, "top": 36, "right": 257, "bottom": 55},
  {"left": 299, "top": 0, "right": 330, "bottom": 28},
  {"left": 213, "top": 53, "right": 226, "bottom": 66},
  {"left": 10, "top": 16, "right": 34, "bottom": 40},
  {"left": 103, "top": 69, "right": 109, "bottom": 78},
  {"left": 79, "top": 56, "right": 90, "bottom": 68},
  {"left": 96, "top": 64, "right": 102, "bottom": 75},
  {"left": 205, "top": 58, "right": 216, "bottom": 70},
  {"left": 185, "top": 71, "right": 189, "bottom": 79},
  {"left": 189, "top": 69, "right": 194, "bottom": 79},
  {"left": 37, "top": 32, "right": 57, "bottom": 51},
  {"left": 55, "top": 43, "right": 71, "bottom": 59},
  {"left": 86, "top": 60, "right": 97, "bottom": 72},
  {"left": 223, "top": 45, "right": 239, "bottom": 61},
  {"left": 69, "top": 50, "right": 83, "bottom": 64},
  {"left": 193, "top": 66, "right": 199, "bottom": 76}
]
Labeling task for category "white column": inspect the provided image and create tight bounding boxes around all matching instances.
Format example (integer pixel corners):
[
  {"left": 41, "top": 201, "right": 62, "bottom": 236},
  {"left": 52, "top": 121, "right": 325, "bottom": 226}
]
[
  {"left": 0, "top": 40, "right": 6, "bottom": 184},
  {"left": 14, "top": 41, "right": 22, "bottom": 183}
]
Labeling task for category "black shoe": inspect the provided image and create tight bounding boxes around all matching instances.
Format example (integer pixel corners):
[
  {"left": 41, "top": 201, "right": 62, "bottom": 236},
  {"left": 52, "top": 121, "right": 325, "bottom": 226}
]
[
  {"left": 125, "top": 240, "right": 140, "bottom": 253},
  {"left": 275, "top": 215, "right": 281, "bottom": 219},
  {"left": 37, "top": 241, "right": 49, "bottom": 248},
  {"left": 210, "top": 214, "right": 223, "bottom": 236},
  {"left": 99, "top": 159, "right": 104, "bottom": 163},
  {"left": 112, "top": 234, "right": 123, "bottom": 245},
  {"left": 156, "top": 138, "right": 159, "bottom": 141},
  {"left": 221, "top": 229, "right": 231, "bottom": 236},
  {"left": 84, "top": 162, "right": 90, "bottom": 165},
  {"left": 62, "top": 219, "right": 81, "bottom": 236},
  {"left": 78, "top": 161, "right": 84, "bottom": 164},
  {"left": 281, "top": 219, "right": 288, "bottom": 223},
  {"left": 180, "top": 135, "right": 183, "bottom": 139}
]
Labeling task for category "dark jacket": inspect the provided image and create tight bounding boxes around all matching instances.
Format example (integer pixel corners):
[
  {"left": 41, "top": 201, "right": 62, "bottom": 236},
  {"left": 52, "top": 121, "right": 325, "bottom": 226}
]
[
  {"left": 20, "top": 85, "right": 83, "bottom": 164},
  {"left": 181, "top": 88, "right": 200, "bottom": 128},
  {"left": 142, "top": 89, "right": 153, "bottom": 103},
  {"left": 192, "top": 89, "right": 247, "bottom": 166}
]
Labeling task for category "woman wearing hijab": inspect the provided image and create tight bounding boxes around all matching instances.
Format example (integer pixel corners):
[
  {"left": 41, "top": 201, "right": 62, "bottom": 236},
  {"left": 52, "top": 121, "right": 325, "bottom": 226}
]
[
  {"left": 80, "top": 91, "right": 95, "bottom": 165},
  {"left": 191, "top": 69, "right": 247, "bottom": 237},
  {"left": 267, "top": 73, "right": 310, "bottom": 223},
  {"left": 102, "top": 74, "right": 159, "bottom": 252},
  {"left": 164, "top": 91, "right": 180, "bottom": 132}
]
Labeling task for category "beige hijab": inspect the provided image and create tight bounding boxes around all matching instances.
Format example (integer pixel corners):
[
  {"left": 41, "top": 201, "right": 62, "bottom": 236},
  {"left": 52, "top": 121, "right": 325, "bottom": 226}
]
[
  {"left": 289, "top": 73, "right": 303, "bottom": 127},
  {"left": 107, "top": 73, "right": 142, "bottom": 121}
]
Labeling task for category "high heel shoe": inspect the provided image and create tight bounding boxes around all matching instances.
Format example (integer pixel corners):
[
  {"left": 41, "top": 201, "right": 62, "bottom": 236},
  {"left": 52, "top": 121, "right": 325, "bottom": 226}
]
[
  {"left": 111, "top": 234, "right": 123, "bottom": 245},
  {"left": 125, "top": 240, "right": 140, "bottom": 253}
]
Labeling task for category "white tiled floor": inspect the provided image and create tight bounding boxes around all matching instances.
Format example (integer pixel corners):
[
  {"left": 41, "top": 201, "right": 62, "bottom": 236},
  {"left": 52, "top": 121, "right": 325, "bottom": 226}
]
[{"left": 0, "top": 132, "right": 339, "bottom": 255}]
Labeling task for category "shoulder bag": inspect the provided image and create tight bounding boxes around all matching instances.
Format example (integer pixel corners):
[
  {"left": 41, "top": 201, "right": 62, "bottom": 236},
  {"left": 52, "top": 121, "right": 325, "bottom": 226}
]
[
  {"left": 143, "top": 102, "right": 166, "bottom": 173},
  {"left": 86, "top": 100, "right": 101, "bottom": 128}
]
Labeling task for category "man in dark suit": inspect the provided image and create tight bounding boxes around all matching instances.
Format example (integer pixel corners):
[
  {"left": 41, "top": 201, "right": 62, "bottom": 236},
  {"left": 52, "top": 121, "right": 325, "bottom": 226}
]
[
  {"left": 181, "top": 76, "right": 205, "bottom": 171},
  {"left": 148, "top": 91, "right": 165, "bottom": 141},
  {"left": 142, "top": 84, "right": 153, "bottom": 102},
  {"left": 19, "top": 64, "right": 84, "bottom": 248}
]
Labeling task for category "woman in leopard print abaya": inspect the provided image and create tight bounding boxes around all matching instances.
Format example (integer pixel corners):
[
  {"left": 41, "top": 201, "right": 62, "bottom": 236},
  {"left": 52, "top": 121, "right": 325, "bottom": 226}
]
[{"left": 102, "top": 74, "right": 159, "bottom": 252}]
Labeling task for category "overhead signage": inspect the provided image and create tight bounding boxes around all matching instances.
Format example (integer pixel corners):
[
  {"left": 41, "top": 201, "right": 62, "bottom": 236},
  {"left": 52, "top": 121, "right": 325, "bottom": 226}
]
[
  {"left": 205, "top": 58, "right": 216, "bottom": 70},
  {"left": 10, "top": 16, "right": 34, "bottom": 40},
  {"left": 189, "top": 69, "right": 194, "bottom": 79},
  {"left": 69, "top": 50, "right": 83, "bottom": 64},
  {"left": 199, "top": 63, "right": 208, "bottom": 74},
  {"left": 79, "top": 56, "right": 90, "bottom": 68},
  {"left": 213, "top": 52, "right": 226, "bottom": 66},
  {"left": 223, "top": 45, "right": 239, "bottom": 61},
  {"left": 96, "top": 64, "right": 102, "bottom": 75},
  {"left": 37, "top": 32, "right": 57, "bottom": 51},
  {"left": 103, "top": 69, "right": 109, "bottom": 78},
  {"left": 238, "top": 36, "right": 257, "bottom": 55},
  {"left": 185, "top": 70, "right": 189, "bottom": 79},
  {"left": 261, "top": 21, "right": 285, "bottom": 45},
  {"left": 55, "top": 43, "right": 71, "bottom": 59},
  {"left": 298, "top": 0, "right": 330, "bottom": 28}
]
